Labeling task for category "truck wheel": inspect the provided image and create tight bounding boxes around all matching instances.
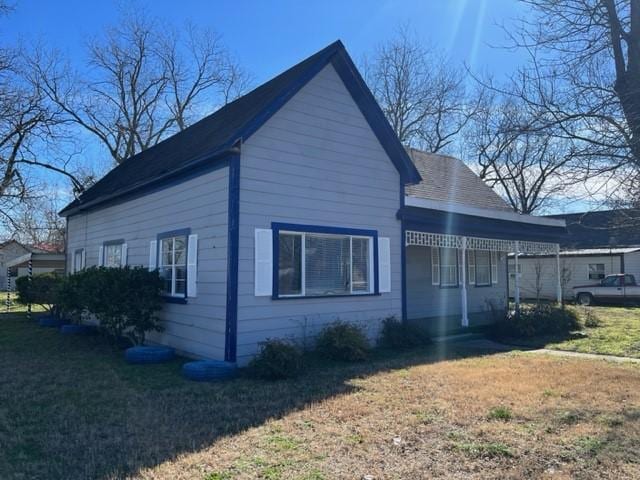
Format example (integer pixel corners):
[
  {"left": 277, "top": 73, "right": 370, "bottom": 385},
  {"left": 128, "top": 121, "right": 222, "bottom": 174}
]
[{"left": 577, "top": 293, "right": 593, "bottom": 306}]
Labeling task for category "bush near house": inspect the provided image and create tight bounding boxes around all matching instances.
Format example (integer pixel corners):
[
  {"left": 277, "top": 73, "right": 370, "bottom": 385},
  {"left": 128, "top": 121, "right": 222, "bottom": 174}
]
[
  {"left": 247, "top": 339, "right": 304, "bottom": 380},
  {"left": 61, "top": 267, "right": 164, "bottom": 345},
  {"left": 316, "top": 321, "right": 370, "bottom": 362},
  {"left": 15, "top": 272, "right": 63, "bottom": 315},
  {"left": 378, "top": 316, "right": 431, "bottom": 349},
  {"left": 493, "top": 303, "right": 581, "bottom": 339}
]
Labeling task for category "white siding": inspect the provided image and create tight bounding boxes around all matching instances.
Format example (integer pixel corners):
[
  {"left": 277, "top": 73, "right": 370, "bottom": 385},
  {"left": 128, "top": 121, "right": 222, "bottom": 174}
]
[
  {"left": 624, "top": 251, "right": 640, "bottom": 281},
  {"left": 237, "top": 64, "right": 402, "bottom": 364},
  {"left": 508, "top": 254, "right": 623, "bottom": 300},
  {"left": 66, "top": 167, "right": 229, "bottom": 359}
]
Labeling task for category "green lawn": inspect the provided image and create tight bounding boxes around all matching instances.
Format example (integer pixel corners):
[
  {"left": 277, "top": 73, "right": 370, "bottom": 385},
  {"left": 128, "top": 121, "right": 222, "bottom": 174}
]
[
  {"left": 540, "top": 305, "right": 640, "bottom": 358},
  {"left": 2, "top": 312, "right": 640, "bottom": 479}
]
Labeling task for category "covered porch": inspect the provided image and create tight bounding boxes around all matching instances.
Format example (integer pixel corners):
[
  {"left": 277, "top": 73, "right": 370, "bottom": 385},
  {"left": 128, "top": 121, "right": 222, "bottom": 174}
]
[{"left": 399, "top": 197, "right": 567, "bottom": 333}]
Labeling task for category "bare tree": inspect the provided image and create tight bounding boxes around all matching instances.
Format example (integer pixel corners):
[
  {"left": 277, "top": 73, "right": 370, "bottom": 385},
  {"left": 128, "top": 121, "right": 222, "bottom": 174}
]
[
  {"left": 13, "top": 197, "right": 66, "bottom": 251},
  {"left": 33, "top": 10, "right": 250, "bottom": 165},
  {"left": 499, "top": 0, "right": 640, "bottom": 205},
  {"left": 467, "top": 92, "right": 582, "bottom": 213},
  {"left": 364, "top": 28, "right": 482, "bottom": 153}
]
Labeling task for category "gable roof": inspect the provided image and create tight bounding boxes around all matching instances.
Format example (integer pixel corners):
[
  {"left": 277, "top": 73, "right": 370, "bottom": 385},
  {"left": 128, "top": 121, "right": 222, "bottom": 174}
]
[
  {"left": 546, "top": 209, "right": 640, "bottom": 249},
  {"left": 60, "top": 41, "right": 421, "bottom": 217},
  {"left": 405, "top": 149, "right": 513, "bottom": 212}
]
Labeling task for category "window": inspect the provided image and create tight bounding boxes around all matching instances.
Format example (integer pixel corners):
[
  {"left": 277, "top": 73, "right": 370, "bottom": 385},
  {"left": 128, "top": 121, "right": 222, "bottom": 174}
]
[
  {"left": 158, "top": 234, "right": 187, "bottom": 297},
  {"left": 276, "top": 230, "right": 374, "bottom": 297},
  {"left": 624, "top": 274, "right": 637, "bottom": 286},
  {"left": 475, "top": 250, "right": 491, "bottom": 286},
  {"left": 103, "top": 241, "right": 124, "bottom": 268},
  {"left": 440, "top": 248, "right": 458, "bottom": 287},
  {"left": 602, "top": 276, "right": 621, "bottom": 287},
  {"left": 73, "top": 249, "right": 85, "bottom": 273},
  {"left": 588, "top": 263, "right": 605, "bottom": 280}
]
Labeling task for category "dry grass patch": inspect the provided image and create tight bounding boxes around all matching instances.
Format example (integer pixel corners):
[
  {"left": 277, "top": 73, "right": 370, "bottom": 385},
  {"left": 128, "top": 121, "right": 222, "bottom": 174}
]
[{"left": 2, "top": 314, "right": 640, "bottom": 479}]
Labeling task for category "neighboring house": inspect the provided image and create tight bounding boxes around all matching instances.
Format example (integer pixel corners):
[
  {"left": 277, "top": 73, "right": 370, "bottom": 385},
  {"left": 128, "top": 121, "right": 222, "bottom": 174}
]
[
  {"left": 0, "top": 240, "right": 32, "bottom": 289},
  {"left": 509, "top": 209, "right": 640, "bottom": 300},
  {"left": 61, "top": 41, "right": 565, "bottom": 365},
  {"left": 0, "top": 240, "right": 66, "bottom": 290}
]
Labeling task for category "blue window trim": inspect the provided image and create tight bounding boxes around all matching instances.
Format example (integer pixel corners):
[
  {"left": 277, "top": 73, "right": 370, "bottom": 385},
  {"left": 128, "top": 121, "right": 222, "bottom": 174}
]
[
  {"left": 271, "top": 222, "right": 379, "bottom": 300},
  {"left": 224, "top": 154, "right": 240, "bottom": 363},
  {"left": 156, "top": 228, "right": 191, "bottom": 302}
]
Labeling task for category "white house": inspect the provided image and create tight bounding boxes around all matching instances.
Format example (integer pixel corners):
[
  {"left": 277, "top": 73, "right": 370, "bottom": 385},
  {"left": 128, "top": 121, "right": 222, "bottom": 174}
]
[{"left": 61, "top": 41, "right": 566, "bottom": 365}]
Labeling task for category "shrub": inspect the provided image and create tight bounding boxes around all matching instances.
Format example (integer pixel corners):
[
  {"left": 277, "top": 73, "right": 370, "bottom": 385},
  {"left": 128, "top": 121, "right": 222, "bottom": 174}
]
[
  {"left": 316, "top": 321, "right": 369, "bottom": 362},
  {"left": 57, "top": 274, "right": 85, "bottom": 323},
  {"left": 247, "top": 339, "right": 304, "bottom": 380},
  {"left": 493, "top": 303, "right": 581, "bottom": 339},
  {"left": 68, "top": 266, "right": 164, "bottom": 345},
  {"left": 378, "top": 316, "right": 431, "bottom": 349},
  {"left": 15, "top": 272, "right": 63, "bottom": 315},
  {"left": 487, "top": 406, "right": 513, "bottom": 421}
]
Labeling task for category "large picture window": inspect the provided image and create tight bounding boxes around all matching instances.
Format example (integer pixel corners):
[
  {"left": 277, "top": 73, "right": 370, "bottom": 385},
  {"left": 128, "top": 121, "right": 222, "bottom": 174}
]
[
  {"left": 276, "top": 229, "right": 374, "bottom": 297},
  {"left": 103, "top": 240, "right": 124, "bottom": 268},
  {"left": 159, "top": 234, "right": 187, "bottom": 297}
]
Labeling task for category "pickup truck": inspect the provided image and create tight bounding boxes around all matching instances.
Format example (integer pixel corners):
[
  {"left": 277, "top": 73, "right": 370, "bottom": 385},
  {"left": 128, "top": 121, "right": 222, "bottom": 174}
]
[{"left": 573, "top": 274, "right": 640, "bottom": 306}]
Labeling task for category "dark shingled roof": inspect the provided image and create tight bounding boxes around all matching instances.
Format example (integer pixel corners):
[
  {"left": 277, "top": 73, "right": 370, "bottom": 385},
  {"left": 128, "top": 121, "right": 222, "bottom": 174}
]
[
  {"left": 406, "top": 149, "right": 513, "bottom": 212},
  {"left": 546, "top": 209, "right": 640, "bottom": 249},
  {"left": 61, "top": 40, "right": 421, "bottom": 216}
]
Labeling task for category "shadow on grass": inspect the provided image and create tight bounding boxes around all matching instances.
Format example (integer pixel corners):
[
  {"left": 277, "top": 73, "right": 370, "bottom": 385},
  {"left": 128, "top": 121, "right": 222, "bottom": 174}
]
[
  {"left": 489, "top": 330, "right": 589, "bottom": 350},
  {"left": 0, "top": 312, "right": 505, "bottom": 480}
]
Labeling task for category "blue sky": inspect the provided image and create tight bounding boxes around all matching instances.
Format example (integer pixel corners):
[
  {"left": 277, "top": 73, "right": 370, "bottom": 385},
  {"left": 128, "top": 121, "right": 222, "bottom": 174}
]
[
  {"left": 6, "top": 0, "right": 593, "bottom": 214},
  {"left": 7, "top": 0, "right": 527, "bottom": 87}
]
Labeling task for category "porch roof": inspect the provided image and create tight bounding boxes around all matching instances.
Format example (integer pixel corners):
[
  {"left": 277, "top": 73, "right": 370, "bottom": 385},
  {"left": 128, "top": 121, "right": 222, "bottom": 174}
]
[{"left": 399, "top": 200, "right": 566, "bottom": 244}]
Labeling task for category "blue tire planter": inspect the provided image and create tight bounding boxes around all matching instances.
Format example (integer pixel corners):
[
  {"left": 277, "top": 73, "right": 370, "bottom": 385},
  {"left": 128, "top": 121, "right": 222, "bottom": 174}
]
[
  {"left": 125, "top": 346, "right": 175, "bottom": 364},
  {"left": 38, "top": 316, "right": 62, "bottom": 327},
  {"left": 182, "top": 360, "right": 237, "bottom": 382},
  {"left": 59, "top": 324, "right": 92, "bottom": 335}
]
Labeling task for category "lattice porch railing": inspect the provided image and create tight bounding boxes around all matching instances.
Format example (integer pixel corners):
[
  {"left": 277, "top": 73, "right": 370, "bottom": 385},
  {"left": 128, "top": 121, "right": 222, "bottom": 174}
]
[{"left": 405, "top": 231, "right": 558, "bottom": 255}]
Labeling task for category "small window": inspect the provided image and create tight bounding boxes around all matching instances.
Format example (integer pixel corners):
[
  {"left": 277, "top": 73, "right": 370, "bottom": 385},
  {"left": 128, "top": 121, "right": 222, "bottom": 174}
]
[
  {"left": 602, "top": 276, "right": 621, "bottom": 287},
  {"left": 440, "top": 248, "right": 458, "bottom": 287},
  {"left": 475, "top": 250, "right": 491, "bottom": 286},
  {"left": 103, "top": 241, "right": 123, "bottom": 268},
  {"left": 624, "top": 275, "right": 636, "bottom": 286},
  {"left": 159, "top": 234, "right": 187, "bottom": 297},
  {"left": 588, "top": 263, "right": 605, "bottom": 280},
  {"left": 276, "top": 230, "right": 374, "bottom": 297}
]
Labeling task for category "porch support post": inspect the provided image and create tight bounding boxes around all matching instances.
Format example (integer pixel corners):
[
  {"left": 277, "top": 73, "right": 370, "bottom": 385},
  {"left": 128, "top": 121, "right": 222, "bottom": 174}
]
[
  {"left": 514, "top": 240, "right": 520, "bottom": 312},
  {"left": 460, "top": 236, "right": 469, "bottom": 327},
  {"left": 555, "top": 243, "right": 562, "bottom": 305}
]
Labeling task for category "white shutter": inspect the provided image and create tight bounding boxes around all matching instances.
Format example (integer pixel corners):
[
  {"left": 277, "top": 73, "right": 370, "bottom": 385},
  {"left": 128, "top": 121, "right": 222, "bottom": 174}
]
[
  {"left": 378, "top": 237, "right": 391, "bottom": 293},
  {"left": 491, "top": 251, "right": 498, "bottom": 284},
  {"left": 458, "top": 250, "right": 463, "bottom": 286},
  {"left": 81, "top": 249, "right": 86, "bottom": 270},
  {"left": 468, "top": 250, "right": 476, "bottom": 285},
  {"left": 187, "top": 234, "right": 198, "bottom": 297},
  {"left": 431, "top": 247, "right": 440, "bottom": 285},
  {"left": 148, "top": 241, "right": 157, "bottom": 271},
  {"left": 120, "top": 243, "right": 128, "bottom": 266},
  {"left": 98, "top": 246, "right": 104, "bottom": 267},
  {"left": 254, "top": 228, "right": 273, "bottom": 296}
]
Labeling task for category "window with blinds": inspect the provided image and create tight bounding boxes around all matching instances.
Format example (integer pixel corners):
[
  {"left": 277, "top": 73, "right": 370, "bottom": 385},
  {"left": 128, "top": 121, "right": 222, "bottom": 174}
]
[
  {"left": 277, "top": 231, "right": 373, "bottom": 297},
  {"left": 440, "top": 247, "right": 458, "bottom": 287}
]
